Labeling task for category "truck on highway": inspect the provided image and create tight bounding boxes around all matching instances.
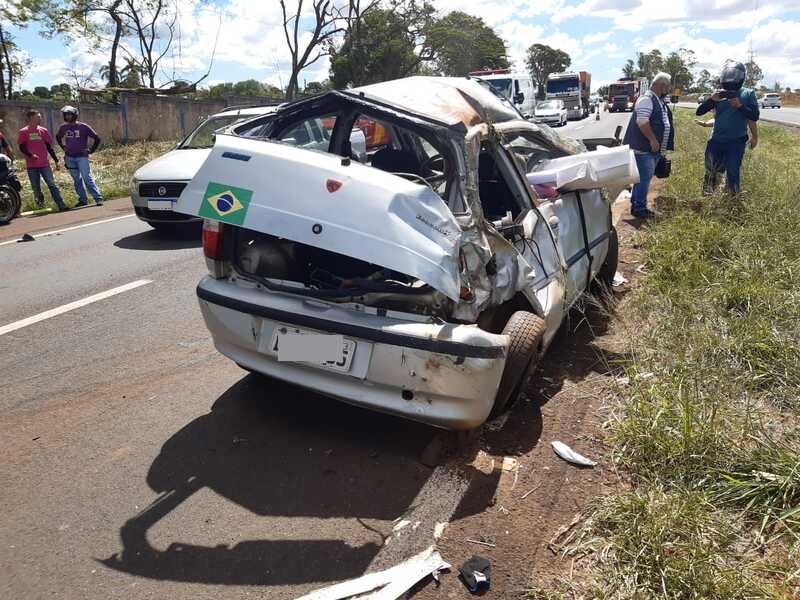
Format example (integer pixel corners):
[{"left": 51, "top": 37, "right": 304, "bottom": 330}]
[
  {"left": 468, "top": 68, "right": 537, "bottom": 118},
  {"left": 607, "top": 77, "right": 648, "bottom": 112},
  {"left": 545, "top": 71, "right": 591, "bottom": 120}
]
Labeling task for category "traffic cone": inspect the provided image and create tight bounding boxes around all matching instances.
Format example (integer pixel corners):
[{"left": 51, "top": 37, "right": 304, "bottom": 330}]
[{"left": 595, "top": 109, "right": 600, "bottom": 120}]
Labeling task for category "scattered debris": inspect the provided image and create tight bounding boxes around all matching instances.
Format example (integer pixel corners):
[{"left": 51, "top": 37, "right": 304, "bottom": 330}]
[
  {"left": 520, "top": 482, "right": 543, "bottom": 500},
  {"left": 638, "top": 371, "right": 655, "bottom": 380},
  {"left": 484, "top": 412, "right": 510, "bottom": 431},
  {"left": 434, "top": 521, "right": 448, "bottom": 540},
  {"left": 466, "top": 538, "right": 497, "bottom": 548},
  {"left": 458, "top": 555, "right": 491, "bottom": 594},
  {"left": 296, "top": 545, "right": 449, "bottom": 600},
  {"left": 612, "top": 271, "right": 628, "bottom": 287},
  {"left": 551, "top": 441, "right": 597, "bottom": 467},
  {"left": 18, "top": 233, "right": 35, "bottom": 243},
  {"left": 616, "top": 376, "right": 631, "bottom": 386}
]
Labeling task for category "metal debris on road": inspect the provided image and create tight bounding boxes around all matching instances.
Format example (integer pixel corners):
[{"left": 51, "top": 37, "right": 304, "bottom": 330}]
[
  {"left": 551, "top": 441, "right": 597, "bottom": 467},
  {"left": 458, "top": 555, "right": 491, "bottom": 594},
  {"left": 295, "top": 545, "right": 449, "bottom": 600}
]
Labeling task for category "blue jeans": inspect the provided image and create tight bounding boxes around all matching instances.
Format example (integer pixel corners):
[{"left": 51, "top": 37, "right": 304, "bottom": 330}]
[
  {"left": 703, "top": 138, "right": 747, "bottom": 195},
  {"left": 27, "top": 166, "right": 66, "bottom": 209},
  {"left": 64, "top": 155, "right": 103, "bottom": 203},
  {"left": 631, "top": 152, "right": 660, "bottom": 213}
]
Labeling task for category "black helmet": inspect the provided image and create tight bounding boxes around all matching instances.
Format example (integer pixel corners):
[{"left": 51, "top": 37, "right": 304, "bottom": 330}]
[{"left": 720, "top": 60, "right": 746, "bottom": 91}]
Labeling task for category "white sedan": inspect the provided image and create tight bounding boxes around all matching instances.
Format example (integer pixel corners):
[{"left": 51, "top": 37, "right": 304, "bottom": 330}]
[{"left": 532, "top": 99, "right": 568, "bottom": 127}]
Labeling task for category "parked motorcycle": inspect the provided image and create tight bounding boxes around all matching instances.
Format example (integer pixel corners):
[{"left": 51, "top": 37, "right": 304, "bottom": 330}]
[{"left": 0, "top": 154, "right": 22, "bottom": 225}]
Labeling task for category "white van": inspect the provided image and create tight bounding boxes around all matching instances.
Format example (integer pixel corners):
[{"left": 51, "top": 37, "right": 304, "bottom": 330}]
[{"left": 469, "top": 69, "right": 537, "bottom": 118}]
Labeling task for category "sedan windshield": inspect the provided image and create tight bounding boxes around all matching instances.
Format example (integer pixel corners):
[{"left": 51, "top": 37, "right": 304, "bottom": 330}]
[
  {"left": 536, "top": 101, "right": 559, "bottom": 111},
  {"left": 179, "top": 115, "right": 249, "bottom": 149}
]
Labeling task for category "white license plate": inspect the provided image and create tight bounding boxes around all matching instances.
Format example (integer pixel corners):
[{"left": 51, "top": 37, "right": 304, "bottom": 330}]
[
  {"left": 270, "top": 325, "right": 356, "bottom": 373},
  {"left": 148, "top": 199, "right": 176, "bottom": 211}
]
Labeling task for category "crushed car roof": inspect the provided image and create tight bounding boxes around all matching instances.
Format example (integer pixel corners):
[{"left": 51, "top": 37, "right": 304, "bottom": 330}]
[{"left": 347, "top": 76, "right": 523, "bottom": 128}]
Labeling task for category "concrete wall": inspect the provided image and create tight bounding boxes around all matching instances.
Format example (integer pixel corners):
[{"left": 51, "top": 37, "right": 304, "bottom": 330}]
[{"left": 0, "top": 93, "right": 281, "bottom": 146}]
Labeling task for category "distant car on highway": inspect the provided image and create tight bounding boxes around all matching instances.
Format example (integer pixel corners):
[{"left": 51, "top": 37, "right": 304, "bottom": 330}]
[
  {"left": 533, "top": 99, "right": 568, "bottom": 127},
  {"left": 760, "top": 93, "right": 782, "bottom": 109},
  {"left": 130, "top": 104, "right": 281, "bottom": 232}
]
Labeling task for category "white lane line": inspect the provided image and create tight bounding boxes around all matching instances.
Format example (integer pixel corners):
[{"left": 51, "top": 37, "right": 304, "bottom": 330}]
[
  {"left": 0, "top": 279, "right": 152, "bottom": 337},
  {"left": 0, "top": 213, "right": 135, "bottom": 247}
]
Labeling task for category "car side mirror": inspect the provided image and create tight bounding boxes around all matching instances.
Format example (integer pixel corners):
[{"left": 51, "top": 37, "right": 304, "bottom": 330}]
[{"left": 514, "top": 92, "right": 524, "bottom": 104}]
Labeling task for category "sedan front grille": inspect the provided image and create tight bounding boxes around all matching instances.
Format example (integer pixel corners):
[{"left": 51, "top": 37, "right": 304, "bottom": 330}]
[{"left": 138, "top": 182, "right": 187, "bottom": 198}]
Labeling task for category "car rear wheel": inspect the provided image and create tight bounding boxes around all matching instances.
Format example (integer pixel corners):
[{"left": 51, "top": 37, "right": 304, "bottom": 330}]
[
  {"left": 596, "top": 226, "right": 619, "bottom": 288},
  {"left": 491, "top": 311, "right": 546, "bottom": 419}
]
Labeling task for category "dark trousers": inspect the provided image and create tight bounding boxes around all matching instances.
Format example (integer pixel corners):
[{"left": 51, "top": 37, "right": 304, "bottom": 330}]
[{"left": 703, "top": 138, "right": 747, "bottom": 195}]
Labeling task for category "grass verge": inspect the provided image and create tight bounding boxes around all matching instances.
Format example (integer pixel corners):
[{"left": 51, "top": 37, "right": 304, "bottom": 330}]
[
  {"left": 535, "top": 109, "right": 800, "bottom": 598},
  {"left": 13, "top": 140, "right": 175, "bottom": 212}
]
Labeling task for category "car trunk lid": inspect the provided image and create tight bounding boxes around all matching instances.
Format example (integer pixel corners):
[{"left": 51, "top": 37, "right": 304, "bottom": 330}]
[{"left": 175, "top": 135, "right": 463, "bottom": 301}]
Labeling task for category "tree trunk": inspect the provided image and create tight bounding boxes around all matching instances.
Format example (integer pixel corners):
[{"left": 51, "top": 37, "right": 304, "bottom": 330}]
[
  {"left": 286, "top": 70, "right": 299, "bottom": 100},
  {"left": 108, "top": 1, "right": 124, "bottom": 87},
  {"left": 0, "top": 24, "right": 10, "bottom": 99}
]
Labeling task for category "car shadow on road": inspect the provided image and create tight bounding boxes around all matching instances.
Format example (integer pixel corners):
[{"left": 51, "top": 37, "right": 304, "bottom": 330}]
[
  {"left": 100, "top": 374, "right": 441, "bottom": 587},
  {"left": 114, "top": 227, "right": 201, "bottom": 251}
]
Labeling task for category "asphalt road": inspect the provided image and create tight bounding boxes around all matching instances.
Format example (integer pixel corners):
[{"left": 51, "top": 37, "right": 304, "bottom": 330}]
[
  {"left": 554, "top": 108, "right": 632, "bottom": 142},
  {"left": 0, "top": 111, "right": 630, "bottom": 599},
  {"left": 677, "top": 101, "right": 800, "bottom": 127}
]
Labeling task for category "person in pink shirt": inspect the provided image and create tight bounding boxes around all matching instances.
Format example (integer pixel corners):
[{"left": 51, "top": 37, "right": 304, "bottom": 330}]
[{"left": 17, "top": 110, "right": 68, "bottom": 211}]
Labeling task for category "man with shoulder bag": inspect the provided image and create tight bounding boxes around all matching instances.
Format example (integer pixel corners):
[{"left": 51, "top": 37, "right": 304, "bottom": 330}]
[{"left": 622, "top": 72, "right": 675, "bottom": 219}]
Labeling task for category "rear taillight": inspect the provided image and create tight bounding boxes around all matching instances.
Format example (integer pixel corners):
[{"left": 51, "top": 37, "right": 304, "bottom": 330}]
[{"left": 203, "top": 219, "right": 224, "bottom": 259}]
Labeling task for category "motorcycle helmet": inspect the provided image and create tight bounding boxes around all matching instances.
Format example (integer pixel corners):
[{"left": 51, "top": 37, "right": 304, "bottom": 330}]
[
  {"left": 61, "top": 105, "right": 79, "bottom": 120},
  {"left": 720, "top": 60, "right": 746, "bottom": 92}
]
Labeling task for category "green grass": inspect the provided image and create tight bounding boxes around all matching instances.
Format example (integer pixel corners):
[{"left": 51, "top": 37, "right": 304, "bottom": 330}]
[
  {"left": 540, "top": 110, "right": 800, "bottom": 598},
  {"left": 13, "top": 140, "right": 175, "bottom": 212}
]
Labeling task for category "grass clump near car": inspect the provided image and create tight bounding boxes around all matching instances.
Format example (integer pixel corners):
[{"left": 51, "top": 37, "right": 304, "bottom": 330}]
[
  {"left": 547, "top": 110, "right": 800, "bottom": 598},
  {"left": 14, "top": 140, "right": 175, "bottom": 212}
]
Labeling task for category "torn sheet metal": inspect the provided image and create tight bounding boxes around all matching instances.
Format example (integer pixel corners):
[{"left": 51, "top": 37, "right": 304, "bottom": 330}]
[
  {"left": 551, "top": 441, "right": 597, "bottom": 467},
  {"left": 295, "top": 545, "right": 450, "bottom": 600},
  {"left": 177, "top": 135, "right": 463, "bottom": 301}
]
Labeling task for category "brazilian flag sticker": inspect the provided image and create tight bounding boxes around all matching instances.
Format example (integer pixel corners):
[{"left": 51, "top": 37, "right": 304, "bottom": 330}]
[{"left": 199, "top": 182, "right": 253, "bottom": 226}]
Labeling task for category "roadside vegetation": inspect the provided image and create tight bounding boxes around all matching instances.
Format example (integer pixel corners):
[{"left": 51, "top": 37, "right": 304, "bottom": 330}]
[
  {"left": 534, "top": 110, "right": 800, "bottom": 598},
  {"left": 13, "top": 140, "right": 175, "bottom": 213}
]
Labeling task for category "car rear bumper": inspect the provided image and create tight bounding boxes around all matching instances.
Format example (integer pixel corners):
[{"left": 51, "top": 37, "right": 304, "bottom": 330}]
[{"left": 196, "top": 276, "right": 508, "bottom": 430}]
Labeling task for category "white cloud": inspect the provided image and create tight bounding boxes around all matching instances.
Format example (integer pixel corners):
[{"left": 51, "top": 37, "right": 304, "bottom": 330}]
[{"left": 583, "top": 31, "right": 613, "bottom": 44}]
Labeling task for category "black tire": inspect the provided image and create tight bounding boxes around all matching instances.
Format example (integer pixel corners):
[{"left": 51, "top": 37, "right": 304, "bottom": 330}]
[
  {"left": 491, "top": 311, "right": 547, "bottom": 418},
  {"left": 596, "top": 226, "right": 619, "bottom": 287},
  {"left": 0, "top": 185, "right": 21, "bottom": 225}
]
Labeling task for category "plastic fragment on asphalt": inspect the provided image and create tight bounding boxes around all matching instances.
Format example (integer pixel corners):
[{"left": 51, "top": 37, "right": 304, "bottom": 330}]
[
  {"left": 612, "top": 271, "right": 628, "bottom": 286},
  {"left": 294, "top": 545, "right": 450, "bottom": 600},
  {"left": 551, "top": 441, "right": 597, "bottom": 467}
]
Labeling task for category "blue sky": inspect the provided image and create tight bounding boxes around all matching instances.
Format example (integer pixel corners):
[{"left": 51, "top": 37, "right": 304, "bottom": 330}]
[{"left": 10, "top": 0, "right": 800, "bottom": 92}]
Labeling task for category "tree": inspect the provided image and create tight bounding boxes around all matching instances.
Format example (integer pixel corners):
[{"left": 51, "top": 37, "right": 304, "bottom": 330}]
[
  {"left": 635, "top": 49, "right": 663, "bottom": 80},
  {"left": 596, "top": 85, "right": 608, "bottom": 97},
  {"left": 525, "top": 44, "right": 570, "bottom": 99},
  {"left": 303, "top": 79, "right": 332, "bottom": 94},
  {"left": 773, "top": 80, "right": 782, "bottom": 92},
  {"left": 424, "top": 11, "right": 508, "bottom": 76},
  {"left": 329, "top": 7, "right": 419, "bottom": 87},
  {"left": 119, "top": 0, "right": 176, "bottom": 88},
  {"left": 744, "top": 59, "right": 763, "bottom": 89},
  {"left": 280, "top": 0, "right": 344, "bottom": 100},
  {"left": 662, "top": 48, "right": 695, "bottom": 91},
  {"left": 50, "top": 82, "right": 72, "bottom": 98},
  {"left": 33, "top": 85, "right": 52, "bottom": 98},
  {"left": 1, "top": 0, "right": 49, "bottom": 99},
  {"left": 622, "top": 59, "right": 635, "bottom": 79},
  {"left": 694, "top": 68, "right": 713, "bottom": 93}
]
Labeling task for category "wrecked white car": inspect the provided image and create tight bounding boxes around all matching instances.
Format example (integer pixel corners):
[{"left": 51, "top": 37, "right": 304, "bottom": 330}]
[{"left": 176, "top": 76, "right": 627, "bottom": 430}]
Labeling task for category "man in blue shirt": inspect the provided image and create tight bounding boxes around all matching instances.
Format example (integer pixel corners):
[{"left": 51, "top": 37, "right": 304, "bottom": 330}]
[{"left": 696, "top": 61, "right": 759, "bottom": 195}]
